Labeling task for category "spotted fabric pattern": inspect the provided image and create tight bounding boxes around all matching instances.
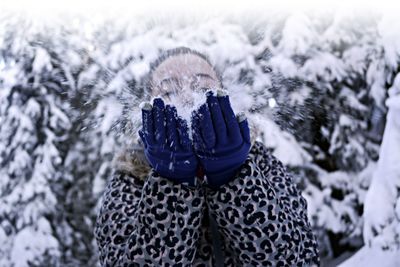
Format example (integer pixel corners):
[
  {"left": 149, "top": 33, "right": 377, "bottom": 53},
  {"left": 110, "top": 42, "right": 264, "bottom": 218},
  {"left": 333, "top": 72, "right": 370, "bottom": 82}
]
[
  {"left": 205, "top": 141, "right": 320, "bottom": 266},
  {"left": 94, "top": 170, "right": 205, "bottom": 266},
  {"left": 94, "top": 141, "right": 320, "bottom": 266}
]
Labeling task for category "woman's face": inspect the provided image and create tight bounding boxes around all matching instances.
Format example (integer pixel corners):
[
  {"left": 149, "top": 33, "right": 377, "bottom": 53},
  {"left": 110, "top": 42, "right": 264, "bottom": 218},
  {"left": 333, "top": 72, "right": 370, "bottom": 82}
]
[{"left": 150, "top": 53, "right": 221, "bottom": 108}]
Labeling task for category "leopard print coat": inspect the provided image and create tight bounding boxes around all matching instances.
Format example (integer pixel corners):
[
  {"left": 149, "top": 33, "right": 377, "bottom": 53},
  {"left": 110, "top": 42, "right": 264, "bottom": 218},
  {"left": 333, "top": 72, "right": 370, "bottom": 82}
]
[{"left": 94, "top": 141, "right": 320, "bottom": 266}]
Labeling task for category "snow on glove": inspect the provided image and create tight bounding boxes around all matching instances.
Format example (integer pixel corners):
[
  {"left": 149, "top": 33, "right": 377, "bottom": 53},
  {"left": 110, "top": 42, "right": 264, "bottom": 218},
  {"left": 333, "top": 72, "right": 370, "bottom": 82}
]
[
  {"left": 139, "top": 98, "right": 198, "bottom": 186},
  {"left": 191, "top": 90, "right": 251, "bottom": 189}
]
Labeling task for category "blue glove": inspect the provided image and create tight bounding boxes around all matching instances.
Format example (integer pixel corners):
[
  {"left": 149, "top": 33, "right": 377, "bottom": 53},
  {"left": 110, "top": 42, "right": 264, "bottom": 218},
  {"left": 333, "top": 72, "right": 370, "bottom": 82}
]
[
  {"left": 139, "top": 98, "right": 198, "bottom": 186},
  {"left": 191, "top": 90, "right": 251, "bottom": 189}
]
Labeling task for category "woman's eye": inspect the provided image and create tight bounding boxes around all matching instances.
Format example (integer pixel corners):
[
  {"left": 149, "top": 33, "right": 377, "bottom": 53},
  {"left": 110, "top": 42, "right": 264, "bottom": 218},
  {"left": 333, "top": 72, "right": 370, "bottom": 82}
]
[{"left": 160, "top": 78, "right": 180, "bottom": 90}]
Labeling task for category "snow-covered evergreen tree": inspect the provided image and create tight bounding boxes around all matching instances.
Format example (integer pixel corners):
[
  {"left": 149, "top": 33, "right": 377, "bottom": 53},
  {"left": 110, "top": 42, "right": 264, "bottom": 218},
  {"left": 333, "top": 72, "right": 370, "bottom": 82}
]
[
  {"left": 0, "top": 20, "right": 71, "bottom": 266},
  {"left": 1, "top": 10, "right": 400, "bottom": 267}
]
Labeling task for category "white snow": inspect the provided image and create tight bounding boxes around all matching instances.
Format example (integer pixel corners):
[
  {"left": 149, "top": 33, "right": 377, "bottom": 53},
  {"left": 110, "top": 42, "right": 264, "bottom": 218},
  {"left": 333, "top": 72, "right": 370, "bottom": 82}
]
[
  {"left": 2, "top": 8, "right": 400, "bottom": 267},
  {"left": 10, "top": 218, "right": 59, "bottom": 267},
  {"left": 162, "top": 89, "right": 209, "bottom": 134},
  {"left": 249, "top": 113, "right": 312, "bottom": 166},
  {"left": 32, "top": 47, "right": 52, "bottom": 73},
  {"left": 341, "top": 86, "right": 400, "bottom": 265},
  {"left": 338, "top": 246, "right": 400, "bottom": 267}
]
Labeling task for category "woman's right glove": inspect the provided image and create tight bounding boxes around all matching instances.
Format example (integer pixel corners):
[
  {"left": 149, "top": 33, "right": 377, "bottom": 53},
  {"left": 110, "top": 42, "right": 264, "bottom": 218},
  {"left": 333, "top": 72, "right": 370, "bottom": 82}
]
[
  {"left": 191, "top": 90, "right": 251, "bottom": 189},
  {"left": 139, "top": 98, "right": 198, "bottom": 186}
]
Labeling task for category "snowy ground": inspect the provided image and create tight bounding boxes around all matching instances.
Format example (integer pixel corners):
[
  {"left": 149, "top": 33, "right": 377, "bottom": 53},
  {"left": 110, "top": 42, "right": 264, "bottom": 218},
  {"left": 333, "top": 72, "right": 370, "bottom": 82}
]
[{"left": 339, "top": 246, "right": 400, "bottom": 267}]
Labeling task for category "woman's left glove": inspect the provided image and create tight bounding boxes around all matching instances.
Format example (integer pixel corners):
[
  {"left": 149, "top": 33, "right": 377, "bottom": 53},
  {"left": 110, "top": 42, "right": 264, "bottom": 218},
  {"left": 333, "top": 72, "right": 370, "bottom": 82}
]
[
  {"left": 191, "top": 90, "right": 251, "bottom": 189},
  {"left": 139, "top": 98, "right": 199, "bottom": 186}
]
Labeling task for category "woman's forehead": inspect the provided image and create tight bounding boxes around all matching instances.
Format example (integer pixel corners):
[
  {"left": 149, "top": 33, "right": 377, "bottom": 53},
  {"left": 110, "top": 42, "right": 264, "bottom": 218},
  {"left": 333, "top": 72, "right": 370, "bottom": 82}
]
[{"left": 151, "top": 53, "right": 218, "bottom": 83}]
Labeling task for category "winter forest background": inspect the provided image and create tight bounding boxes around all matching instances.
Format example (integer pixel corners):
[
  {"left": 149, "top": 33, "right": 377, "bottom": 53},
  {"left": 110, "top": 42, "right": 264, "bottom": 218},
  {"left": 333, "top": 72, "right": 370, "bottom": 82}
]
[{"left": 1, "top": 3, "right": 400, "bottom": 266}]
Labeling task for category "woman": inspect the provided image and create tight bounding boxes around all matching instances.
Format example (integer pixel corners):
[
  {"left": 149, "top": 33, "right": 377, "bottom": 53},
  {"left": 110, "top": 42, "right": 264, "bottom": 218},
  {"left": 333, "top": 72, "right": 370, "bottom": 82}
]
[{"left": 94, "top": 47, "right": 320, "bottom": 266}]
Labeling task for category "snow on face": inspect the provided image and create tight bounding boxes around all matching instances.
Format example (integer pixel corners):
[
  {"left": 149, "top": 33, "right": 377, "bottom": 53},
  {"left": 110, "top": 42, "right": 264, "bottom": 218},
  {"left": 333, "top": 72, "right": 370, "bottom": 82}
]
[{"left": 150, "top": 53, "right": 221, "bottom": 123}]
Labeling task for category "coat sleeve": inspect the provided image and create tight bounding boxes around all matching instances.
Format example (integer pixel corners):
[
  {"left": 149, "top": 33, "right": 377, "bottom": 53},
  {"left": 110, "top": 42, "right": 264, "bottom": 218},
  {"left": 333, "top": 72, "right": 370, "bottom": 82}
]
[
  {"left": 205, "top": 141, "right": 320, "bottom": 266},
  {"left": 94, "top": 169, "right": 205, "bottom": 266}
]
